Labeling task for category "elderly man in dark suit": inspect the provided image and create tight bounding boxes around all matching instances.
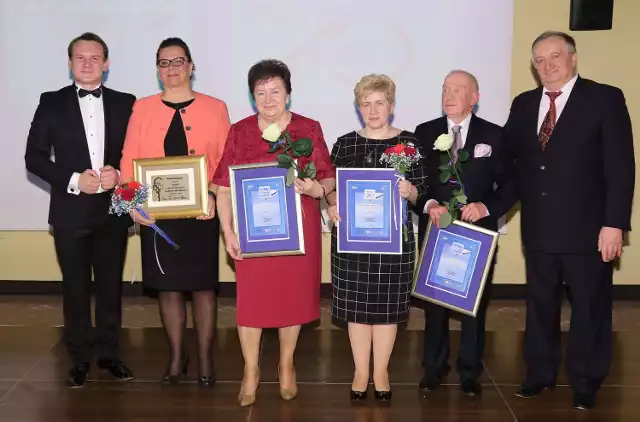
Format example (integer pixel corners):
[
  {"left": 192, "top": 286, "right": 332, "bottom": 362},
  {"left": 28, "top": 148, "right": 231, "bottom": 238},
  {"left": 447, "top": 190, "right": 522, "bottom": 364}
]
[
  {"left": 414, "top": 70, "right": 511, "bottom": 396},
  {"left": 25, "top": 32, "right": 136, "bottom": 388},
  {"left": 464, "top": 31, "right": 635, "bottom": 410}
]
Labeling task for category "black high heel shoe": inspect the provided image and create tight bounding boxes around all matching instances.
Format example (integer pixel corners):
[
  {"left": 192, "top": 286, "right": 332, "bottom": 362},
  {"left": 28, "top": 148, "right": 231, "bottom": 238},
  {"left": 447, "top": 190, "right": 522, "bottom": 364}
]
[
  {"left": 374, "top": 389, "right": 392, "bottom": 402},
  {"left": 350, "top": 389, "right": 368, "bottom": 401},
  {"left": 198, "top": 374, "right": 216, "bottom": 388},
  {"left": 162, "top": 355, "right": 189, "bottom": 385}
]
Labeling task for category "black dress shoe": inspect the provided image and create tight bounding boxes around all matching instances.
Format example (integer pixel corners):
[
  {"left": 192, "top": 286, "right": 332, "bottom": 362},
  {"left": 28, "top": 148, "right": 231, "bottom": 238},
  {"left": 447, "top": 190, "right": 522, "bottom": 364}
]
[
  {"left": 573, "top": 392, "right": 596, "bottom": 410},
  {"left": 97, "top": 358, "right": 134, "bottom": 381},
  {"left": 350, "top": 389, "right": 368, "bottom": 401},
  {"left": 514, "top": 382, "right": 555, "bottom": 398},
  {"left": 67, "top": 363, "right": 89, "bottom": 388},
  {"left": 198, "top": 375, "right": 216, "bottom": 388},
  {"left": 460, "top": 378, "right": 482, "bottom": 396},
  {"left": 374, "top": 389, "right": 392, "bottom": 402},
  {"left": 419, "top": 373, "right": 442, "bottom": 391}
]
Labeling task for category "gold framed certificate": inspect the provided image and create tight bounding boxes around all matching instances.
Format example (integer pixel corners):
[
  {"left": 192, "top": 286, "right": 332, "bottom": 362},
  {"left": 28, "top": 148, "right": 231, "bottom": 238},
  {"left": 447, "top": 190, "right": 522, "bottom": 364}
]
[{"left": 133, "top": 155, "right": 208, "bottom": 220}]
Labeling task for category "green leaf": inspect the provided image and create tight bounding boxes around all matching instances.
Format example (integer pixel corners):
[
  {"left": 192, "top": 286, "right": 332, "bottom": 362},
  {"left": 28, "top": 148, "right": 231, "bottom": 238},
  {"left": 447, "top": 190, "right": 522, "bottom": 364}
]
[
  {"left": 438, "top": 164, "right": 450, "bottom": 170},
  {"left": 439, "top": 154, "right": 451, "bottom": 165},
  {"left": 457, "top": 150, "right": 469, "bottom": 162},
  {"left": 302, "top": 162, "right": 317, "bottom": 179},
  {"left": 455, "top": 193, "right": 468, "bottom": 204},
  {"left": 277, "top": 154, "right": 293, "bottom": 168},
  {"left": 291, "top": 137, "right": 313, "bottom": 157},
  {"left": 285, "top": 167, "right": 295, "bottom": 187},
  {"left": 439, "top": 168, "right": 451, "bottom": 183},
  {"left": 439, "top": 211, "right": 453, "bottom": 228}
]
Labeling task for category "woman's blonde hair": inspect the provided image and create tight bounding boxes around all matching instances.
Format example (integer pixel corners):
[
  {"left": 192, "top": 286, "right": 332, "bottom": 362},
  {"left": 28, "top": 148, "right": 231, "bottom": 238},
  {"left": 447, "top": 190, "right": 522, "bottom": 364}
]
[{"left": 354, "top": 74, "right": 396, "bottom": 106}]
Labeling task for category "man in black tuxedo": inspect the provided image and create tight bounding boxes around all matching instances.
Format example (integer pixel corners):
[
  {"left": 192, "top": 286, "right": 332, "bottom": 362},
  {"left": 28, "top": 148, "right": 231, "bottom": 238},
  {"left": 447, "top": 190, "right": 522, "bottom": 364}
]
[
  {"left": 25, "top": 32, "right": 136, "bottom": 387},
  {"left": 464, "top": 31, "right": 635, "bottom": 410},
  {"left": 414, "top": 70, "right": 510, "bottom": 396}
]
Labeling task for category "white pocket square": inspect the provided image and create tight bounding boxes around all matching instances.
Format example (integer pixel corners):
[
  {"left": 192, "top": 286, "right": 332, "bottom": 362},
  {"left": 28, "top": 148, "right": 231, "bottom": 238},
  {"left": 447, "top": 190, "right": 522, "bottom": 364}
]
[{"left": 474, "top": 143, "right": 492, "bottom": 157}]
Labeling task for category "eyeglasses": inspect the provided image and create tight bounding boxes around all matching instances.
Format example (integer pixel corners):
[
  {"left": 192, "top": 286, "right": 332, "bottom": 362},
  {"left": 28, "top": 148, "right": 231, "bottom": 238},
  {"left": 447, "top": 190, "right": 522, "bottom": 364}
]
[{"left": 157, "top": 57, "right": 187, "bottom": 68}]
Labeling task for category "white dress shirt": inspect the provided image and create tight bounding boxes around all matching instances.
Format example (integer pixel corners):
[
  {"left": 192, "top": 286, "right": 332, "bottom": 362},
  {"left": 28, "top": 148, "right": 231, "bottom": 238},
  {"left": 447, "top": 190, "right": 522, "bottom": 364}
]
[
  {"left": 537, "top": 74, "right": 578, "bottom": 133},
  {"left": 423, "top": 113, "right": 472, "bottom": 213},
  {"left": 68, "top": 84, "right": 106, "bottom": 195}
]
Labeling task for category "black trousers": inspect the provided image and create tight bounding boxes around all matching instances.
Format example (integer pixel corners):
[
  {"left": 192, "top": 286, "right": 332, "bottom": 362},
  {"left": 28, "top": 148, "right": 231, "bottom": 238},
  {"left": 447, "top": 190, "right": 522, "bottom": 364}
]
[
  {"left": 422, "top": 266, "right": 494, "bottom": 381},
  {"left": 523, "top": 251, "right": 613, "bottom": 394},
  {"left": 53, "top": 224, "right": 129, "bottom": 364}
]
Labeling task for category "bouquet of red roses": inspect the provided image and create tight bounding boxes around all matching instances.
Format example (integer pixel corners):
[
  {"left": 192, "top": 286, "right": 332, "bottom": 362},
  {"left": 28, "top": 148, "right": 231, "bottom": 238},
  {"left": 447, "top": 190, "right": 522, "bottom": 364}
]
[
  {"left": 379, "top": 142, "right": 422, "bottom": 175},
  {"left": 109, "top": 181, "right": 179, "bottom": 249},
  {"left": 379, "top": 142, "right": 422, "bottom": 241}
]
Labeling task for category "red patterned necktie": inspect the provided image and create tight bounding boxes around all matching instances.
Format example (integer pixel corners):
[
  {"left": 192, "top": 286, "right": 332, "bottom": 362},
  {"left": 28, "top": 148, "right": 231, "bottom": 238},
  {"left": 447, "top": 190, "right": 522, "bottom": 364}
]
[{"left": 539, "top": 91, "right": 562, "bottom": 151}]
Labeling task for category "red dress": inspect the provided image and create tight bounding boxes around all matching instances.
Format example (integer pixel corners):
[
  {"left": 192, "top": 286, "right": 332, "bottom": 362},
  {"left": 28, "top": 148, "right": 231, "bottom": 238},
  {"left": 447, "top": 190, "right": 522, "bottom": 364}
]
[{"left": 212, "top": 113, "right": 335, "bottom": 328}]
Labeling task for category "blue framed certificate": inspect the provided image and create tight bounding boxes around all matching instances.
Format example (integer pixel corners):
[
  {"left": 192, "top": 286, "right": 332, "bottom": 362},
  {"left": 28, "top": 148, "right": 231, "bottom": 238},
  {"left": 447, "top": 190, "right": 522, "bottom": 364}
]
[
  {"left": 336, "top": 168, "right": 402, "bottom": 254},
  {"left": 229, "top": 161, "right": 304, "bottom": 257},
  {"left": 412, "top": 220, "right": 499, "bottom": 316}
]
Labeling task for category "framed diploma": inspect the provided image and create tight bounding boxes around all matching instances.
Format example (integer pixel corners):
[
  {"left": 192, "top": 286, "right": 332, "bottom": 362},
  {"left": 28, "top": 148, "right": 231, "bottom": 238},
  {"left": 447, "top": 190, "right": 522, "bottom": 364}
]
[
  {"left": 229, "top": 161, "right": 305, "bottom": 258},
  {"left": 411, "top": 220, "right": 499, "bottom": 317},
  {"left": 133, "top": 155, "right": 209, "bottom": 220},
  {"left": 336, "top": 168, "right": 403, "bottom": 255}
]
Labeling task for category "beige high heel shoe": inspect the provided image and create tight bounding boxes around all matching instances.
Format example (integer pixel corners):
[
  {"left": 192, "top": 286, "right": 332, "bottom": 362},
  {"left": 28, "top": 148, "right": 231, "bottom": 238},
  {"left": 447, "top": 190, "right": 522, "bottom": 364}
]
[
  {"left": 238, "top": 368, "right": 260, "bottom": 407},
  {"left": 278, "top": 365, "right": 298, "bottom": 401}
]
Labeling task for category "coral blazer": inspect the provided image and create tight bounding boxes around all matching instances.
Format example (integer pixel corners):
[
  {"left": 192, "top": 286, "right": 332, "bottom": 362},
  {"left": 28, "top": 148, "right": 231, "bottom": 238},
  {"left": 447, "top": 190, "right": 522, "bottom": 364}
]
[{"left": 120, "top": 92, "right": 230, "bottom": 183}]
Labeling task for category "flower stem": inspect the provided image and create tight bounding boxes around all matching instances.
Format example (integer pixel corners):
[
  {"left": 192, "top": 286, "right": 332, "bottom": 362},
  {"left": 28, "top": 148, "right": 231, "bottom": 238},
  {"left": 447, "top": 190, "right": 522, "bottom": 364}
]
[{"left": 448, "top": 151, "right": 467, "bottom": 194}]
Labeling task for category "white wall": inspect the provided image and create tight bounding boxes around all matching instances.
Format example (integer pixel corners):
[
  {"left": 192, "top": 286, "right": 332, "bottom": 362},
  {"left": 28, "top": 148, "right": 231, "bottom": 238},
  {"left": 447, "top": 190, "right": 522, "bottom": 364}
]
[{"left": 0, "top": 0, "right": 514, "bottom": 230}]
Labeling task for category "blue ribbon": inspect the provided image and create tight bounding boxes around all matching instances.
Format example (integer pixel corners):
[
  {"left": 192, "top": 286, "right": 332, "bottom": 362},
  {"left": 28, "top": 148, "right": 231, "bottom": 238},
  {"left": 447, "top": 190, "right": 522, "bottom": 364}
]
[
  {"left": 394, "top": 172, "right": 409, "bottom": 226},
  {"left": 136, "top": 208, "right": 180, "bottom": 250}
]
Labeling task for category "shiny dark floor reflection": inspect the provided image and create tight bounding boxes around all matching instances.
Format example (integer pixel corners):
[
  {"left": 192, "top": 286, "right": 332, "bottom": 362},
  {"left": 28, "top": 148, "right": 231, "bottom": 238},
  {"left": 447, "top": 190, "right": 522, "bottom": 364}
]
[{"left": 0, "top": 326, "right": 637, "bottom": 421}]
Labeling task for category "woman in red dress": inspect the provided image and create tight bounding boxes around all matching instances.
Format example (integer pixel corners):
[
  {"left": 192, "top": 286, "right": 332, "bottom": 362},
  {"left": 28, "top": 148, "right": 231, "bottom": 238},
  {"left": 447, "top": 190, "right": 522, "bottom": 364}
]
[{"left": 213, "top": 59, "right": 336, "bottom": 406}]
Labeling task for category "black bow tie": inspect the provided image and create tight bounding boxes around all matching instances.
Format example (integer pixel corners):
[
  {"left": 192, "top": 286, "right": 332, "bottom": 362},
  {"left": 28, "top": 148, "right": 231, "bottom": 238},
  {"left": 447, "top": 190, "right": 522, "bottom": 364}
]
[{"left": 78, "top": 87, "right": 102, "bottom": 98}]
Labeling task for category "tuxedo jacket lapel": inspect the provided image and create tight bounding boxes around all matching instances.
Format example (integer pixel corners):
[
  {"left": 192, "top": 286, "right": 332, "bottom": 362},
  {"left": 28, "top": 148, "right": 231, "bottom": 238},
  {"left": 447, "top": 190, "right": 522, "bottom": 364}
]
[
  {"left": 64, "top": 85, "right": 92, "bottom": 169},
  {"left": 545, "top": 77, "right": 587, "bottom": 150},
  {"left": 462, "top": 114, "right": 482, "bottom": 161},
  {"left": 101, "top": 86, "right": 114, "bottom": 161},
  {"left": 521, "top": 86, "right": 544, "bottom": 156}
]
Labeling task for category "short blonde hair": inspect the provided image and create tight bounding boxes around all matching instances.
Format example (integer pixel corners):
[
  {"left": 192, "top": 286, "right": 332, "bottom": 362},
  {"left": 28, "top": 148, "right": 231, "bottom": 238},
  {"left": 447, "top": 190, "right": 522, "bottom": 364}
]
[{"left": 354, "top": 74, "right": 396, "bottom": 106}]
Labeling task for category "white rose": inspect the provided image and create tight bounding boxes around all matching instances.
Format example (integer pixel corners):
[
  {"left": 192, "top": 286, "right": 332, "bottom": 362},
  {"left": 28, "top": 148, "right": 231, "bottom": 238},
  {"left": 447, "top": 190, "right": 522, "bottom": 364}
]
[
  {"left": 262, "top": 123, "right": 282, "bottom": 142},
  {"left": 433, "top": 133, "right": 454, "bottom": 151}
]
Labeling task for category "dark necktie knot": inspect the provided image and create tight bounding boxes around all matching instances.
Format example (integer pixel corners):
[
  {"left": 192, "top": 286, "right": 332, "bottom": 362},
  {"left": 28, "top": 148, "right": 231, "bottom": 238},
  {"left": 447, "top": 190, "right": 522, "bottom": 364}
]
[
  {"left": 78, "top": 87, "right": 102, "bottom": 98},
  {"left": 546, "top": 91, "right": 562, "bottom": 102}
]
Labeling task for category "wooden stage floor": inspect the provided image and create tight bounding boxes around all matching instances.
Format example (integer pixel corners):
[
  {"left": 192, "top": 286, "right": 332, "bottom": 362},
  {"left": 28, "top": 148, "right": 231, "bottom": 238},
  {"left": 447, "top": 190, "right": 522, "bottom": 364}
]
[{"left": 0, "top": 299, "right": 638, "bottom": 421}]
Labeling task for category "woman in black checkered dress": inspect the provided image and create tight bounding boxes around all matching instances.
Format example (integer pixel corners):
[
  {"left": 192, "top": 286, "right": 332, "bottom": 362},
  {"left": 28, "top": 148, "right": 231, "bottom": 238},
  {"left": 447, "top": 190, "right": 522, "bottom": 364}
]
[{"left": 325, "top": 74, "right": 430, "bottom": 400}]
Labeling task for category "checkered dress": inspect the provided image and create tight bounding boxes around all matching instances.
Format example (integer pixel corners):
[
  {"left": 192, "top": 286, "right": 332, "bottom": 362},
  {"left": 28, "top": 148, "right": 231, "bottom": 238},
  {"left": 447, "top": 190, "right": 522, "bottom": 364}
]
[{"left": 330, "top": 131, "right": 429, "bottom": 324}]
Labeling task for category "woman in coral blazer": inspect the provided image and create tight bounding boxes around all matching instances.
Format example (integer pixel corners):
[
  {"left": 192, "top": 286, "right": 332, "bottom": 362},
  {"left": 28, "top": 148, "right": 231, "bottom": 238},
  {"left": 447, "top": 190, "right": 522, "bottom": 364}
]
[{"left": 120, "top": 37, "right": 230, "bottom": 387}]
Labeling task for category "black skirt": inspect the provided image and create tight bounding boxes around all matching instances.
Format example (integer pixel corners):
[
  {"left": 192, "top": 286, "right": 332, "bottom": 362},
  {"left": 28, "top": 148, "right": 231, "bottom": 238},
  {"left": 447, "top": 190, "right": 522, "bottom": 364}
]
[{"left": 140, "top": 215, "right": 219, "bottom": 292}]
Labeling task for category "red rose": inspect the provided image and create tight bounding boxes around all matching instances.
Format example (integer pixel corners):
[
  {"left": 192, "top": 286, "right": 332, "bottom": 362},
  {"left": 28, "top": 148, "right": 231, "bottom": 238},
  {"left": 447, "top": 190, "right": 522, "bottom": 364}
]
[
  {"left": 126, "top": 181, "right": 141, "bottom": 190},
  {"left": 405, "top": 146, "right": 416, "bottom": 156},
  {"left": 120, "top": 188, "right": 136, "bottom": 201},
  {"left": 392, "top": 144, "right": 405, "bottom": 154},
  {"left": 384, "top": 146, "right": 395, "bottom": 155}
]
